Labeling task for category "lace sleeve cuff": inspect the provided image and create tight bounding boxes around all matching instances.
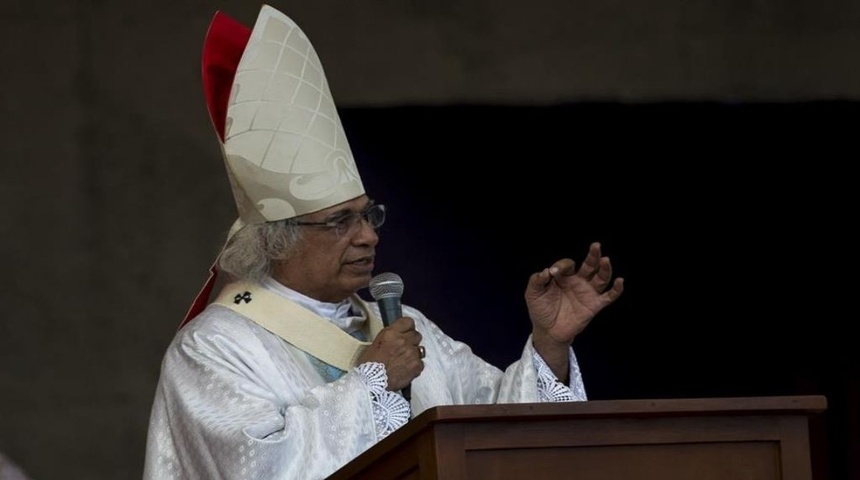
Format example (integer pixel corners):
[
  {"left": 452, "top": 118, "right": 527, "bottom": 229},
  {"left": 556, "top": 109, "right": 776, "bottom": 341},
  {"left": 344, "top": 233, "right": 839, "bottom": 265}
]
[
  {"left": 533, "top": 350, "right": 577, "bottom": 402},
  {"left": 355, "top": 362, "right": 411, "bottom": 439}
]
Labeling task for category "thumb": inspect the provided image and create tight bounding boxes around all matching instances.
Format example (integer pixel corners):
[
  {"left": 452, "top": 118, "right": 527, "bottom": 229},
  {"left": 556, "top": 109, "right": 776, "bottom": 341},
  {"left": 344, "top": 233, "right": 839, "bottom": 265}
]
[{"left": 525, "top": 267, "right": 553, "bottom": 298}]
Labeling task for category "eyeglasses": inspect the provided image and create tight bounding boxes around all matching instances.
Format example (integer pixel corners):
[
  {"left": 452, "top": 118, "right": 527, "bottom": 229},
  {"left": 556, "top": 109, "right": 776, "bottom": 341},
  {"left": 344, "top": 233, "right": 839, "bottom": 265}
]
[{"left": 294, "top": 203, "right": 386, "bottom": 237}]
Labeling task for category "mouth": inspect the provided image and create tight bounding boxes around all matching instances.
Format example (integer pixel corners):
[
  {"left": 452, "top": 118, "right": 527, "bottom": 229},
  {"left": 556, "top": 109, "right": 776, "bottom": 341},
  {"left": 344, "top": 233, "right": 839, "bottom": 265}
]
[{"left": 344, "top": 255, "right": 375, "bottom": 271}]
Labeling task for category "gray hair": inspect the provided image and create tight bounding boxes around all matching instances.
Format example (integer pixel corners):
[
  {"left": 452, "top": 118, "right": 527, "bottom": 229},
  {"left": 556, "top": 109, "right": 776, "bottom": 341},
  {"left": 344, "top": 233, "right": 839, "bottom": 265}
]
[{"left": 217, "top": 219, "right": 305, "bottom": 283}]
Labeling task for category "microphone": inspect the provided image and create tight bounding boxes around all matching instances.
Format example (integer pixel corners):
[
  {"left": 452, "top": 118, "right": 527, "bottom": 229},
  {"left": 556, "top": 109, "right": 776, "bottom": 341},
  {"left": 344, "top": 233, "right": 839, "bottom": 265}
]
[{"left": 368, "top": 272, "right": 410, "bottom": 401}]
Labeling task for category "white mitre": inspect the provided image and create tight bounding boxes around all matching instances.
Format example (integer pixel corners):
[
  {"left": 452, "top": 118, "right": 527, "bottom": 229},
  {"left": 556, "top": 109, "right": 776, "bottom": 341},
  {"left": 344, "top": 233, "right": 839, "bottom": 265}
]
[
  {"left": 184, "top": 5, "right": 364, "bottom": 325},
  {"left": 208, "top": 4, "right": 364, "bottom": 231}
]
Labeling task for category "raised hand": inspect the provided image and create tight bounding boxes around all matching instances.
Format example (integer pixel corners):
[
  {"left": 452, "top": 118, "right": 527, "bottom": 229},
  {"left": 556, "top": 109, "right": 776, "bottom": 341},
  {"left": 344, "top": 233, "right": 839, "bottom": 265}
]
[{"left": 525, "top": 242, "right": 624, "bottom": 379}]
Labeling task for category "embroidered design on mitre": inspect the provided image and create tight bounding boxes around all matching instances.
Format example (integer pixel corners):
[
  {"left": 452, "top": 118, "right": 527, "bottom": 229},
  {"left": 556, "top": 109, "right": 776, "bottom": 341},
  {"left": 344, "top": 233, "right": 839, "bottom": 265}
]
[{"left": 204, "top": 5, "right": 365, "bottom": 226}]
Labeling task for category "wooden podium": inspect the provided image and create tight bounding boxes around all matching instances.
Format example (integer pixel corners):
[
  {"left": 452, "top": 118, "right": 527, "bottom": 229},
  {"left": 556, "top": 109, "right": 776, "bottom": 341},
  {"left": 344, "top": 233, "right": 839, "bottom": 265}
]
[{"left": 327, "top": 395, "right": 826, "bottom": 480}]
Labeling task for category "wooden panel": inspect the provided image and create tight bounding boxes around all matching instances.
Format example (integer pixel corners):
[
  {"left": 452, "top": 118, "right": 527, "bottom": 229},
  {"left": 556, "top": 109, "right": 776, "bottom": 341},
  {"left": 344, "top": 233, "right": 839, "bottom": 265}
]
[
  {"left": 330, "top": 433, "right": 422, "bottom": 480},
  {"left": 777, "top": 417, "right": 812, "bottom": 480},
  {"left": 464, "top": 442, "right": 781, "bottom": 480},
  {"left": 463, "top": 416, "right": 787, "bottom": 450},
  {"left": 430, "top": 424, "right": 466, "bottom": 479},
  {"left": 326, "top": 397, "right": 824, "bottom": 480}
]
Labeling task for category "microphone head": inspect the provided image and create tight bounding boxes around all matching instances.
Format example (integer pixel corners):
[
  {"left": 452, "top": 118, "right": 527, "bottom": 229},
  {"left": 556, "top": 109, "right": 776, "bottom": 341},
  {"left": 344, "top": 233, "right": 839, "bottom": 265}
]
[{"left": 369, "top": 272, "right": 404, "bottom": 300}]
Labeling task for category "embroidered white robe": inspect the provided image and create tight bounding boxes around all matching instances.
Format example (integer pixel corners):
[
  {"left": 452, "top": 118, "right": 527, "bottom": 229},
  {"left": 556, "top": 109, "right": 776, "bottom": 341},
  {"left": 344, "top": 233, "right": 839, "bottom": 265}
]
[{"left": 144, "top": 284, "right": 587, "bottom": 480}]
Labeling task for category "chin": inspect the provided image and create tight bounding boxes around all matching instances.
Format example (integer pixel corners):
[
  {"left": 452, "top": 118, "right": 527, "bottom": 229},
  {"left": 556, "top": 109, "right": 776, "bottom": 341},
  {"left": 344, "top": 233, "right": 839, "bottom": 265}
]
[
  {"left": 354, "top": 275, "right": 372, "bottom": 290},
  {"left": 336, "top": 268, "right": 374, "bottom": 298}
]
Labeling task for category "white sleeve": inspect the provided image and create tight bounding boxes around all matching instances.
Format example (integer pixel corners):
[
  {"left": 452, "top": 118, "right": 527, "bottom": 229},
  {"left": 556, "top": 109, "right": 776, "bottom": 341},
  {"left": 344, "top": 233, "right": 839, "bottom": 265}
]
[
  {"left": 354, "top": 362, "right": 411, "bottom": 438},
  {"left": 145, "top": 320, "right": 380, "bottom": 480},
  {"left": 411, "top": 307, "right": 588, "bottom": 406},
  {"left": 532, "top": 348, "right": 588, "bottom": 402}
]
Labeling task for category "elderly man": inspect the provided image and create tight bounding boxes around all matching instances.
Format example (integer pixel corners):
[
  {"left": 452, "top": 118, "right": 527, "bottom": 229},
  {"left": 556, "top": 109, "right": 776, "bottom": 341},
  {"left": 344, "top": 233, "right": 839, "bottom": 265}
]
[{"left": 143, "top": 5, "right": 623, "bottom": 480}]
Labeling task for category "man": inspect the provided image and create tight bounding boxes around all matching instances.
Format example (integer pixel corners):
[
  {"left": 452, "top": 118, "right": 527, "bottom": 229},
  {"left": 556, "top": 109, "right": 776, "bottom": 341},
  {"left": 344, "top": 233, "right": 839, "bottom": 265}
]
[{"left": 143, "top": 5, "right": 623, "bottom": 479}]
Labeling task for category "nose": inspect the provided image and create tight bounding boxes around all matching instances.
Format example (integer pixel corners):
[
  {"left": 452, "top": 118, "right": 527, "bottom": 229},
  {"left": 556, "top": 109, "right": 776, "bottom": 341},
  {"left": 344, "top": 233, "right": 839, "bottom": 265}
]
[{"left": 352, "top": 216, "right": 379, "bottom": 247}]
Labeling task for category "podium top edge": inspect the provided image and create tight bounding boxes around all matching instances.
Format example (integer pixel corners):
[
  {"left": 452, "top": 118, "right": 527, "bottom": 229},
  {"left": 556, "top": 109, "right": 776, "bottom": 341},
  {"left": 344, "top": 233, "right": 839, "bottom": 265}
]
[{"left": 418, "top": 395, "right": 827, "bottom": 423}]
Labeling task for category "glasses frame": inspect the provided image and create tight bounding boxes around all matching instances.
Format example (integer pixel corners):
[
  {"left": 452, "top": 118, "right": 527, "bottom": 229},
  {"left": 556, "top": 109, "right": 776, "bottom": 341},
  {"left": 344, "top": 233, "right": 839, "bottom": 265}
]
[{"left": 293, "top": 203, "right": 386, "bottom": 237}]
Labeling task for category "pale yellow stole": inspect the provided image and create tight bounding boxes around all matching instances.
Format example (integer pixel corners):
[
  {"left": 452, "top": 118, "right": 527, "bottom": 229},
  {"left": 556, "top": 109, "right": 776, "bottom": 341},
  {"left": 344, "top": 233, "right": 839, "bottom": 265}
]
[{"left": 213, "top": 282, "right": 384, "bottom": 371}]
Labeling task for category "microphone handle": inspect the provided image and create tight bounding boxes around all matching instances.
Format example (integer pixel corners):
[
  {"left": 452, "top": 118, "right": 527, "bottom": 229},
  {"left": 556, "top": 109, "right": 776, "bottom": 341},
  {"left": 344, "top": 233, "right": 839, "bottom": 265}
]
[
  {"left": 377, "top": 297, "right": 402, "bottom": 326},
  {"left": 376, "top": 297, "right": 411, "bottom": 401}
]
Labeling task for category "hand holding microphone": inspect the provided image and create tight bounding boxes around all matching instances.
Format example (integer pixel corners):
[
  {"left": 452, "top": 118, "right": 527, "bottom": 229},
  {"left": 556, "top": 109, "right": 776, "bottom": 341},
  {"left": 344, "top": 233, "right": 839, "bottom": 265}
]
[{"left": 358, "top": 273, "right": 423, "bottom": 400}]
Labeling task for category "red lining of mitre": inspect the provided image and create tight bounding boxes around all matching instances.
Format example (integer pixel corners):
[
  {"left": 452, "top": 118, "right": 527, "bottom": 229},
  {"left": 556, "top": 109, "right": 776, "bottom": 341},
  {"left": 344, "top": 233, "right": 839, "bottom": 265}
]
[
  {"left": 202, "top": 11, "right": 252, "bottom": 141},
  {"left": 181, "top": 12, "right": 251, "bottom": 329}
]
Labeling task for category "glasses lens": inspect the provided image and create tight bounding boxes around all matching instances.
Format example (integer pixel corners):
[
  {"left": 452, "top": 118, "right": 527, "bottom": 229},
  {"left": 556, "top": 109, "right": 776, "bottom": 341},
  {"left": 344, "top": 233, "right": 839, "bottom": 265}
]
[
  {"left": 332, "top": 204, "right": 386, "bottom": 236},
  {"left": 366, "top": 204, "right": 385, "bottom": 228}
]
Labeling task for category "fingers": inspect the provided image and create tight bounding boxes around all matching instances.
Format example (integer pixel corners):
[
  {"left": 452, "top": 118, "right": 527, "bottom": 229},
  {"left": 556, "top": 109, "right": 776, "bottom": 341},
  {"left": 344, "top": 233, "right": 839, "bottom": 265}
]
[
  {"left": 527, "top": 268, "right": 552, "bottom": 291},
  {"left": 362, "top": 317, "right": 426, "bottom": 390},
  {"left": 385, "top": 317, "right": 423, "bottom": 348},
  {"left": 391, "top": 316, "right": 416, "bottom": 332},
  {"left": 575, "top": 242, "right": 602, "bottom": 280},
  {"left": 532, "top": 243, "right": 621, "bottom": 294},
  {"left": 535, "top": 243, "right": 605, "bottom": 283},
  {"left": 591, "top": 256, "right": 613, "bottom": 292},
  {"left": 602, "top": 277, "right": 624, "bottom": 304},
  {"left": 384, "top": 323, "right": 425, "bottom": 390},
  {"left": 527, "top": 258, "right": 574, "bottom": 295},
  {"left": 574, "top": 242, "right": 618, "bottom": 293}
]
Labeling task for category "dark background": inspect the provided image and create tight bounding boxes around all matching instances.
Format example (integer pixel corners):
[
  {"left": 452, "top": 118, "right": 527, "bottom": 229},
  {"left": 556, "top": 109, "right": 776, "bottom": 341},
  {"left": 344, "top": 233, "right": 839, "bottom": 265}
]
[
  {"left": 1, "top": 0, "right": 857, "bottom": 478},
  {"left": 343, "top": 103, "right": 855, "bottom": 480}
]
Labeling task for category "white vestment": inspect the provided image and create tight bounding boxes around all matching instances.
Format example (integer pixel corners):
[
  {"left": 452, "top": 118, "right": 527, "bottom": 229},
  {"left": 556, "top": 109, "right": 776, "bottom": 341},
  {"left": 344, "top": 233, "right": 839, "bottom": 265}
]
[{"left": 144, "top": 280, "right": 587, "bottom": 479}]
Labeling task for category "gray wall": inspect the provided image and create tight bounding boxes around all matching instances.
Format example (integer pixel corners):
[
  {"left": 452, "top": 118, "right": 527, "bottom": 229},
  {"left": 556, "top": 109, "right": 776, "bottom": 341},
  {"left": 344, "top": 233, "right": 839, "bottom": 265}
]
[{"left": 1, "top": 1, "right": 857, "bottom": 478}]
